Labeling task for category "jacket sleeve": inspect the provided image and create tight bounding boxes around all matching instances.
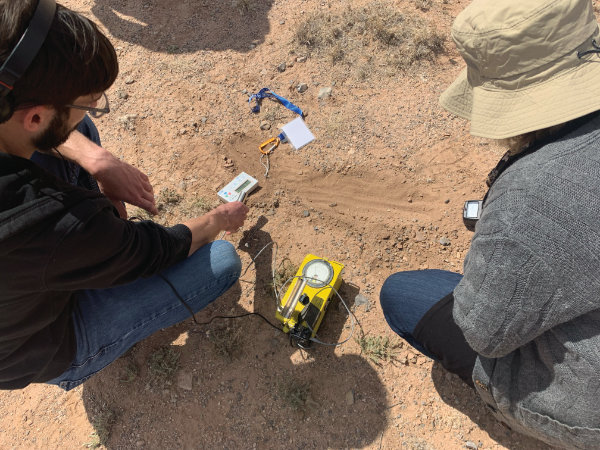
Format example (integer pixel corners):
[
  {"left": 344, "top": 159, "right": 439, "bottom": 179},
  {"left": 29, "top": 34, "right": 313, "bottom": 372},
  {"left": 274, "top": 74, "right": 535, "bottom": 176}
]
[
  {"left": 42, "top": 199, "right": 192, "bottom": 290},
  {"left": 453, "top": 232, "right": 594, "bottom": 358}
]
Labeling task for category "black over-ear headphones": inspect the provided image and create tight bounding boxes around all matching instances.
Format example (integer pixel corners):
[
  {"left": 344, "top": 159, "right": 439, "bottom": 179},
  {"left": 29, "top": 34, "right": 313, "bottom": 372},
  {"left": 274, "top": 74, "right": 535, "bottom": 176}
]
[{"left": 0, "top": 0, "right": 57, "bottom": 124}]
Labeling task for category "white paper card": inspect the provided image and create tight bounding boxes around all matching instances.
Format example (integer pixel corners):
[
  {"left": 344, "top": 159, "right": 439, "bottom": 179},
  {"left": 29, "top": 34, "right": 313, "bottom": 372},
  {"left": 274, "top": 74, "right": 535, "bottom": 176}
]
[{"left": 281, "top": 117, "right": 315, "bottom": 150}]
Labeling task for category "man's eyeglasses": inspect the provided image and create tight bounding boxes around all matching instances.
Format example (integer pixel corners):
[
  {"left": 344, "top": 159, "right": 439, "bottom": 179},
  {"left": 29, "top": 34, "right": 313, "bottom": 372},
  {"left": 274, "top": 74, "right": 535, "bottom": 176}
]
[{"left": 65, "top": 92, "right": 110, "bottom": 118}]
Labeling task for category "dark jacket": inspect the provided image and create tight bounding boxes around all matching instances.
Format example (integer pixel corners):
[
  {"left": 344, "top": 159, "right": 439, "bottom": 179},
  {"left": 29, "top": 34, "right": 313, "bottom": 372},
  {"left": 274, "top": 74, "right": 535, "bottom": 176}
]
[{"left": 0, "top": 154, "right": 191, "bottom": 389}]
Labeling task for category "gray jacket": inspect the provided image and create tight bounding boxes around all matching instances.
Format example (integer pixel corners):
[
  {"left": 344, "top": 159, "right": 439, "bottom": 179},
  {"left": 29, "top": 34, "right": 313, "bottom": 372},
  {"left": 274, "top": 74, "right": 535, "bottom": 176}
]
[{"left": 454, "top": 113, "right": 600, "bottom": 450}]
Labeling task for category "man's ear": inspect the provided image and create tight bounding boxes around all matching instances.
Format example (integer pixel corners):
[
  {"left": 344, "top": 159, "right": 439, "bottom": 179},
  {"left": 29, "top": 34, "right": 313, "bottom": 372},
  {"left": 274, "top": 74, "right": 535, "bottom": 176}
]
[{"left": 20, "top": 105, "right": 54, "bottom": 133}]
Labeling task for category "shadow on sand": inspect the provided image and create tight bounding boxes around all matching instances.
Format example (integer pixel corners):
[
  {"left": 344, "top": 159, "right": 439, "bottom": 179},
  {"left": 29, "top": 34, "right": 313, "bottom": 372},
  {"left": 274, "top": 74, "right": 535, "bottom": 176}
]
[
  {"left": 430, "top": 363, "right": 554, "bottom": 450},
  {"left": 90, "top": 0, "right": 275, "bottom": 54},
  {"left": 82, "top": 216, "right": 387, "bottom": 448}
]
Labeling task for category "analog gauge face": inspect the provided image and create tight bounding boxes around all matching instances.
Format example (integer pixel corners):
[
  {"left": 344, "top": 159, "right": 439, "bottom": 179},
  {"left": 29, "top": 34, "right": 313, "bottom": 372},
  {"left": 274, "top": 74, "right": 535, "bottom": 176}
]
[{"left": 302, "top": 259, "right": 334, "bottom": 288}]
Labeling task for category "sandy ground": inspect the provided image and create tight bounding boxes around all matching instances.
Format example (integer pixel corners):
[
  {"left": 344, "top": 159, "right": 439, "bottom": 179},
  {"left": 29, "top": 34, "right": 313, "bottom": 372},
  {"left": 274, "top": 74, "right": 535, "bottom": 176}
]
[{"left": 0, "top": 0, "right": 567, "bottom": 449}]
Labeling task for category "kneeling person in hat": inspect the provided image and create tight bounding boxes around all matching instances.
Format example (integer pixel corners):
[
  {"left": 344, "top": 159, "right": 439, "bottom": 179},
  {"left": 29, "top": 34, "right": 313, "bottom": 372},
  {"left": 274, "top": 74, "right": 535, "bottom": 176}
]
[{"left": 380, "top": 0, "right": 600, "bottom": 447}]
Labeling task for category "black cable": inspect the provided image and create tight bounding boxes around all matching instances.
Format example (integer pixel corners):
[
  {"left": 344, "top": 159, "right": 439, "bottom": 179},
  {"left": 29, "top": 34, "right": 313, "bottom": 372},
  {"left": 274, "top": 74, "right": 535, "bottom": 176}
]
[
  {"left": 192, "top": 312, "right": 284, "bottom": 332},
  {"left": 158, "top": 274, "right": 284, "bottom": 333},
  {"left": 53, "top": 147, "right": 77, "bottom": 184}
]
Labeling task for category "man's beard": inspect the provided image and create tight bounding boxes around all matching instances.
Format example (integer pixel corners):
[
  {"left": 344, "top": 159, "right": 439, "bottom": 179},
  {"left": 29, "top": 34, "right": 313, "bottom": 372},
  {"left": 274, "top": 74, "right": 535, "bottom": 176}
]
[{"left": 31, "top": 107, "right": 78, "bottom": 153}]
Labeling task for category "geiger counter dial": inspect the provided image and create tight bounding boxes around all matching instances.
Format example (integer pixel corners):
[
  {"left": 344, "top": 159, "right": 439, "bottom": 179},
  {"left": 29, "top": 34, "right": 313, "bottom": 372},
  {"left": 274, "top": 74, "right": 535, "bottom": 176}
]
[{"left": 302, "top": 259, "right": 334, "bottom": 288}]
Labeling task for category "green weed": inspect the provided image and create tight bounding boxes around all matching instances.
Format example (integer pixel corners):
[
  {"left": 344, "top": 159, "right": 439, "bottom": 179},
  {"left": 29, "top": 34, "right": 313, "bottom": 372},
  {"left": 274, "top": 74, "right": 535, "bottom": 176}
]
[
  {"left": 180, "top": 195, "right": 215, "bottom": 219},
  {"left": 357, "top": 335, "right": 403, "bottom": 365},
  {"left": 271, "top": 260, "right": 299, "bottom": 300},
  {"left": 294, "top": 2, "right": 444, "bottom": 77},
  {"left": 84, "top": 408, "right": 116, "bottom": 448},
  {"left": 157, "top": 187, "right": 182, "bottom": 211},
  {"left": 208, "top": 325, "right": 244, "bottom": 360},
  {"left": 147, "top": 346, "right": 180, "bottom": 387},
  {"left": 119, "top": 360, "right": 139, "bottom": 384},
  {"left": 278, "top": 378, "right": 310, "bottom": 411}
]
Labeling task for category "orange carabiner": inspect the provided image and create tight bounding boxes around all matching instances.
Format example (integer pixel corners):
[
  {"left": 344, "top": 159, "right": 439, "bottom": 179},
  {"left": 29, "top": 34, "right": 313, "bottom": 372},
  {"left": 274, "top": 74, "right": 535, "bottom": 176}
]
[{"left": 259, "top": 137, "right": 280, "bottom": 155}]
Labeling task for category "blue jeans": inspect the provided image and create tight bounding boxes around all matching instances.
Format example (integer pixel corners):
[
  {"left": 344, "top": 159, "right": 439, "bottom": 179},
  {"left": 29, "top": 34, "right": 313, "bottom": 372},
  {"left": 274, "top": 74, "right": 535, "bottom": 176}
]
[
  {"left": 33, "top": 117, "right": 242, "bottom": 390},
  {"left": 47, "top": 241, "right": 241, "bottom": 390},
  {"left": 380, "top": 269, "right": 477, "bottom": 383},
  {"left": 380, "top": 269, "right": 462, "bottom": 357}
]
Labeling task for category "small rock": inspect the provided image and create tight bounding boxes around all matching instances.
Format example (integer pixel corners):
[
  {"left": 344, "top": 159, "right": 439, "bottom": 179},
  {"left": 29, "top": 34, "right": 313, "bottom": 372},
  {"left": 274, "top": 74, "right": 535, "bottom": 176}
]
[
  {"left": 279, "top": 20, "right": 286, "bottom": 25},
  {"left": 346, "top": 390, "right": 355, "bottom": 406},
  {"left": 117, "top": 90, "right": 129, "bottom": 100},
  {"left": 465, "top": 442, "right": 478, "bottom": 450},
  {"left": 302, "top": 210, "right": 310, "bottom": 217},
  {"left": 125, "top": 77, "right": 135, "bottom": 85},
  {"left": 439, "top": 237, "right": 451, "bottom": 246},
  {"left": 296, "top": 56, "right": 307, "bottom": 63},
  {"left": 414, "top": 232, "right": 426, "bottom": 242},
  {"left": 329, "top": 202, "right": 337, "bottom": 207},
  {"left": 177, "top": 371, "right": 193, "bottom": 391},
  {"left": 297, "top": 83, "right": 308, "bottom": 93},
  {"left": 136, "top": 441, "right": 145, "bottom": 448},
  {"left": 354, "top": 294, "right": 370, "bottom": 311},
  {"left": 318, "top": 87, "right": 332, "bottom": 99},
  {"left": 260, "top": 121, "right": 271, "bottom": 130},
  {"left": 444, "top": 199, "right": 450, "bottom": 204},
  {"left": 118, "top": 114, "right": 138, "bottom": 131},
  {"left": 277, "top": 62, "right": 286, "bottom": 72}
]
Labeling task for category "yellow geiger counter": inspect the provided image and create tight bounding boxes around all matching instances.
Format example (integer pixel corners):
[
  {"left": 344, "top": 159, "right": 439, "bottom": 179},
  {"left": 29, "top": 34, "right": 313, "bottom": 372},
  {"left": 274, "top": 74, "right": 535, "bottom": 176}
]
[{"left": 275, "top": 254, "right": 344, "bottom": 348}]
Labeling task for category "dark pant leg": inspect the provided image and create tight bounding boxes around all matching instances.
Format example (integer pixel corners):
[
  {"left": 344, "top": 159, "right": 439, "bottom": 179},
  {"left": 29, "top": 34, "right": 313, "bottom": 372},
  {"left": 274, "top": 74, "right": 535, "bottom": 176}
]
[
  {"left": 379, "top": 269, "right": 477, "bottom": 385},
  {"left": 413, "top": 293, "right": 477, "bottom": 385}
]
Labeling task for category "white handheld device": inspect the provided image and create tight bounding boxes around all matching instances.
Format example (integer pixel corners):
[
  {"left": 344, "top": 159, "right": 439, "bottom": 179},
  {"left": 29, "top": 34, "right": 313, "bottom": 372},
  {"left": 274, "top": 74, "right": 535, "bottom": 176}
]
[{"left": 218, "top": 172, "right": 258, "bottom": 203}]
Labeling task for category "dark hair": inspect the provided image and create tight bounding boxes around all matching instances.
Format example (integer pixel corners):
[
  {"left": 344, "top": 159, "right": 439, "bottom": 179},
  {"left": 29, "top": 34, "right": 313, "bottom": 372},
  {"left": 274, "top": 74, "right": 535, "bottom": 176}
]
[{"left": 0, "top": 0, "right": 118, "bottom": 108}]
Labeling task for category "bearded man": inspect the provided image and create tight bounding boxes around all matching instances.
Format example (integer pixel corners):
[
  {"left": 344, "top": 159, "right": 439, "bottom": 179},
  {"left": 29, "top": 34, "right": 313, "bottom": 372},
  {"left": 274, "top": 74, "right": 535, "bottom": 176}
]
[{"left": 0, "top": 0, "right": 248, "bottom": 390}]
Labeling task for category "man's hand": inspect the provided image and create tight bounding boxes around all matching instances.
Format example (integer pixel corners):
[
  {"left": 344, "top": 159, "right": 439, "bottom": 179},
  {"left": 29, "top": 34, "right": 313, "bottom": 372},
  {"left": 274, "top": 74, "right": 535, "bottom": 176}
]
[
  {"left": 92, "top": 152, "right": 158, "bottom": 218},
  {"left": 58, "top": 131, "right": 158, "bottom": 218},
  {"left": 183, "top": 201, "right": 249, "bottom": 255},
  {"left": 211, "top": 201, "right": 249, "bottom": 233}
]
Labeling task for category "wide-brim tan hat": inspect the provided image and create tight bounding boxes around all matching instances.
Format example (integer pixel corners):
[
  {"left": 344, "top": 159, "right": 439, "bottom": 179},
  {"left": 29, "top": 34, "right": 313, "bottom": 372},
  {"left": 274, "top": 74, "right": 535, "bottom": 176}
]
[{"left": 440, "top": 0, "right": 600, "bottom": 139}]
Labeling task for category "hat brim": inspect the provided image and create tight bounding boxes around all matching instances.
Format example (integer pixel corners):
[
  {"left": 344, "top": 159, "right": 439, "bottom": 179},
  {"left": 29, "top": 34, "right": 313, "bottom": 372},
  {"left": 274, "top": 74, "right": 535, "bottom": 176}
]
[{"left": 440, "top": 60, "right": 600, "bottom": 139}]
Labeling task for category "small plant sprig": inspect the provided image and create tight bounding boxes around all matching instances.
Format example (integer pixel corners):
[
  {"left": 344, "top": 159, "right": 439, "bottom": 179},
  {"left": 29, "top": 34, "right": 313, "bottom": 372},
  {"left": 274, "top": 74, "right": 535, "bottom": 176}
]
[
  {"left": 208, "top": 325, "right": 244, "bottom": 361},
  {"left": 357, "top": 335, "right": 403, "bottom": 365},
  {"left": 147, "top": 345, "right": 180, "bottom": 387},
  {"left": 278, "top": 379, "right": 311, "bottom": 411},
  {"left": 84, "top": 408, "right": 116, "bottom": 448}
]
